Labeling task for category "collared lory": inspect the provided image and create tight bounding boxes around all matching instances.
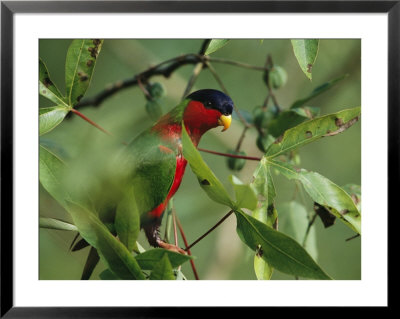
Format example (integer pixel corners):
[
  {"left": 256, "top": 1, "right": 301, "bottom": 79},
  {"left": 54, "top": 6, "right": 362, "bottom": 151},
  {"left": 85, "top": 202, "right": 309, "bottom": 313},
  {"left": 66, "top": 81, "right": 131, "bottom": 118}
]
[{"left": 120, "top": 89, "right": 233, "bottom": 254}]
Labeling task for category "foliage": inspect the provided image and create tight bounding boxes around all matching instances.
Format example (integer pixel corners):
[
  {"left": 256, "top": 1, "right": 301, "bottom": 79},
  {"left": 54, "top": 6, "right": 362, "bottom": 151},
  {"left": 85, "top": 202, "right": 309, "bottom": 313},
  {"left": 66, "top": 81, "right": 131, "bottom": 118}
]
[{"left": 39, "top": 39, "right": 361, "bottom": 280}]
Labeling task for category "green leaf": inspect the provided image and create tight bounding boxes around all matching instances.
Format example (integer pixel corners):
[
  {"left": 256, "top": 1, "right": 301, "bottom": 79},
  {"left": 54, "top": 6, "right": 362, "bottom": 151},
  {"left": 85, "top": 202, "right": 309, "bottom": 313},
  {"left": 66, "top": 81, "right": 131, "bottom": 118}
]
[
  {"left": 99, "top": 269, "right": 119, "bottom": 280},
  {"left": 268, "top": 107, "right": 320, "bottom": 138},
  {"left": 174, "top": 269, "right": 188, "bottom": 280},
  {"left": 229, "top": 175, "right": 258, "bottom": 210},
  {"left": 65, "top": 39, "right": 103, "bottom": 106},
  {"left": 251, "top": 157, "right": 276, "bottom": 206},
  {"left": 269, "top": 160, "right": 361, "bottom": 234},
  {"left": 252, "top": 204, "right": 278, "bottom": 280},
  {"left": 39, "top": 138, "right": 70, "bottom": 160},
  {"left": 205, "top": 39, "right": 230, "bottom": 55},
  {"left": 234, "top": 209, "right": 331, "bottom": 279},
  {"left": 279, "top": 202, "right": 318, "bottom": 260},
  {"left": 182, "top": 124, "right": 234, "bottom": 207},
  {"left": 135, "top": 248, "right": 193, "bottom": 270},
  {"left": 39, "top": 106, "right": 69, "bottom": 136},
  {"left": 66, "top": 201, "right": 145, "bottom": 280},
  {"left": 39, "top": 58, "right": 66, "bottom": 105},
  {"left": 254, "top": 252, "right": 273, "bottom": 280},
  {"left": 114, "top": 193, "right": 140, "bottom": 251},
  {"left": 39, "top": 144, "right": 70, "bottom": 207},
  {"left": 251, "top": 158, "right": 278, "bottom": 280},
  {"left": 342, "top": 184, "right": 361, "bottom": 212},
  {"left": 291, "top": 39, "right": 319, "bottom": 80},
  {"left": 133, "top": 241, "right": 146, "bottom": 254},
  {"left": 291, "top": 74, "right": 348, "bottom": 109},
  {"left": 265, "top": 107, "right": 361, "bottom": 158},
  {"left": 39, "top": 217, "right": 77, "bottom": 231},
  {"left": 149, "top": 254, "right": 175, "bottom": 280}
]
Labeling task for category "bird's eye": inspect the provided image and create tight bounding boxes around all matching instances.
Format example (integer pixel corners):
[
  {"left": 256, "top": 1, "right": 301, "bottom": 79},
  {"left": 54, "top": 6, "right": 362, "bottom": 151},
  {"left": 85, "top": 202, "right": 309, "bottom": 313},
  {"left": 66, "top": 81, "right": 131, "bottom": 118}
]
[{"left": 205, "top": 101, "right": 212, "bottom": 107}]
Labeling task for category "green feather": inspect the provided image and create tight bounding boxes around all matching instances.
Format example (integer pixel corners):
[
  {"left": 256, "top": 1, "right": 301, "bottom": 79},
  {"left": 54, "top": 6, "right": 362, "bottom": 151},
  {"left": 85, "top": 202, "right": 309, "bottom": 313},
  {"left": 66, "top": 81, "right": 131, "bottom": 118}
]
[{"left": 115, "top": 99, "right": 191, "bottom": 217}]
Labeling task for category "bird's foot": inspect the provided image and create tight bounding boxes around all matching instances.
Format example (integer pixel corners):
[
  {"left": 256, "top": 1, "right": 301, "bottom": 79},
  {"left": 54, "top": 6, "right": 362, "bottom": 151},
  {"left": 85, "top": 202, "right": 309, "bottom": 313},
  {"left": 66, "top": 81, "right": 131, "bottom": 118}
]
[{"left": 157, "top": 240, "right": 187, "bottom": 255}]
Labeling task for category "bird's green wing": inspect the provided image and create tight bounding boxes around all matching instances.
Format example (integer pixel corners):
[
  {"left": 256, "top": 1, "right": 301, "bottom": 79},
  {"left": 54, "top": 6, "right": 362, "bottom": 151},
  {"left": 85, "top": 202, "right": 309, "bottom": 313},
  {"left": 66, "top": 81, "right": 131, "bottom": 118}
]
[{"left": 118, "top": 130, "right": 177, "bottom": 216}]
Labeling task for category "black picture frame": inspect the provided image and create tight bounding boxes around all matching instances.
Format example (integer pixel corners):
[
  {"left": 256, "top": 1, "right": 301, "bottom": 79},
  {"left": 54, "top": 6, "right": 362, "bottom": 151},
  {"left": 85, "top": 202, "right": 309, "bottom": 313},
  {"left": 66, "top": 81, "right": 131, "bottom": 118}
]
[{"left": 1, "top": 0, "right": 395, "bottom": 316}]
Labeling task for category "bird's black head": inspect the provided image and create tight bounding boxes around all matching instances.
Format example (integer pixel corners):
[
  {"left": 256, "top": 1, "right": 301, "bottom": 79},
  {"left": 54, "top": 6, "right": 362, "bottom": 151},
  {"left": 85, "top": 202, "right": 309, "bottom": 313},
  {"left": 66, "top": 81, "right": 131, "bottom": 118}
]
[{"left": 187, "top": 89, "right": 234, "bottom": 116}]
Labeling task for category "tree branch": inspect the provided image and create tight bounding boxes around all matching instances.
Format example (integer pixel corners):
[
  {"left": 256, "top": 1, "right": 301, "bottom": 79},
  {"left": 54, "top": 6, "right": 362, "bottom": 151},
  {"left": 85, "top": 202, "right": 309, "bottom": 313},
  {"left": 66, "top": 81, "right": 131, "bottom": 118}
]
[{"left": 74, "top": 54, "right": 268, "bottom": 110}]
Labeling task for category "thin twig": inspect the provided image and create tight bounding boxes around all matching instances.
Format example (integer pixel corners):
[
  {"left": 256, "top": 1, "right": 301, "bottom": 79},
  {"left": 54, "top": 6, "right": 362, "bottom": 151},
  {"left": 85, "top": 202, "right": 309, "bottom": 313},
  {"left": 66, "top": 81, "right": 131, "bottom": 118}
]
[
  {"left": 235, "top": 126, "right": 249, "bottom": 152},
  {"left": 75, "top": 53, "right": 268, "bottom": 109},
  {"left": 137, "top": 76, "right": 152, "bottom": 100},
  {"left": 204, "top": 61, "right": 229, "bottom": 94},
  {"left": 70, "top": 108, "right": 113, "bottom": 136},
  {"left": 182, "top": 62, "right": 204, "bottom": 98},
  {"left": 204, "top": 61, "right": 251, "bottom": 128},
  {"left": 345, "top": 234, "right": 360, "bottom": 241},
  {"left": 174, "top": 213, "right": 200, "bottom": 280},
  {"left": 172, "top": 210, "right": 178, "bottom": 247},
  {"left": 185, "top": 210, "right": 234, "bottom": 251},
  {"left": 198, "top": 148, "right": 261, "bottom": 161},
  {"left": 262, "top": 94, "right": 270, "bottom": 109},
  {"left": 302, "top": 212, "right": 318, "bottom": 247},
  {"left": 207, "top": 56, "right": 268, "bottom": 71}
]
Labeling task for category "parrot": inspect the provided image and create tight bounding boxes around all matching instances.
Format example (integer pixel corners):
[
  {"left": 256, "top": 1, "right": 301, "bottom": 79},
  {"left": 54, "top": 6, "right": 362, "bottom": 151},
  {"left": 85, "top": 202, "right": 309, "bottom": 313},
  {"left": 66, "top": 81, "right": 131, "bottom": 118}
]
[{"left": 119, "top": 89, "right": 234, "bottom": 254}]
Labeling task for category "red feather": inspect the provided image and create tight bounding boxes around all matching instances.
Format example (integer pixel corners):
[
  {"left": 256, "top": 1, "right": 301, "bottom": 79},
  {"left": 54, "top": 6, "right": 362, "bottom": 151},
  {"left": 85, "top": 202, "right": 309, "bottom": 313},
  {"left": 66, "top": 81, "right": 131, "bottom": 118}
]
[{"left": 147, "top": 100, "right": 221, "bottom": 218}]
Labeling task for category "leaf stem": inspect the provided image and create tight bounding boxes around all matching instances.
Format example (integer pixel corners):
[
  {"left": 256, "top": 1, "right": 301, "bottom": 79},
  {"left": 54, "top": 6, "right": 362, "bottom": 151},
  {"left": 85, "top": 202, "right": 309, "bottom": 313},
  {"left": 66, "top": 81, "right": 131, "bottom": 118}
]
[
  {"left": 70, "top": 108, "right": 113, "bottom": 136},
  {"left": 235, "top": 126, "right": 249, "bottom": 152},
  {"left": 174, "top": 213, "right": 200, "bottom": 280},
  {"left": 172, "top": 209, "right": 178, "bottom": 247},
  {"left": 198, "top": 148, "right": 261, "bottom": 161},
  {"left": 205, "top": 61, "right": 251, "bottom": 128},
  {"left": 185, "top": 210, "right": 234, "bottom": 251},
  {"left": 182, "top": 62, "right": 204, "bottom": 98},
  {"left": 302, "top": 212, "right": 318, "bottom": 247}
]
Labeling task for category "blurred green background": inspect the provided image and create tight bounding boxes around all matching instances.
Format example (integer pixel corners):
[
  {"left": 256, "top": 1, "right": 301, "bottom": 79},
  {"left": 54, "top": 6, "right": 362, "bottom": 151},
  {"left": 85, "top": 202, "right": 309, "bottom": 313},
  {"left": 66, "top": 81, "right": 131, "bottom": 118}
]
[{"left": 39, "top": 39, "right": 361, "bottom": 280}]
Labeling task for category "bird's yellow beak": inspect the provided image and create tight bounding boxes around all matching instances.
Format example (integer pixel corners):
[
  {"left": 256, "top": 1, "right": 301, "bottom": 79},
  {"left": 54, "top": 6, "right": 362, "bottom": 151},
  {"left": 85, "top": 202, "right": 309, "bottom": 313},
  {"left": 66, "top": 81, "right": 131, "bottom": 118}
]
[{"left": 218, "top": 114, "right": 232, "bottom": 132}]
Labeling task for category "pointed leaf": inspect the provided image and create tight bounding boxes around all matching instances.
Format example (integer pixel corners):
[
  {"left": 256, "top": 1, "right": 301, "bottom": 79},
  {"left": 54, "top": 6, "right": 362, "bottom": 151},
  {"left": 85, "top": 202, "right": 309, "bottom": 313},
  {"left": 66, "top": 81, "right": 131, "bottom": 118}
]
[
  {"left": 342, "top": 184, "right": 361, "bottom": 212},
  {"left": 235, "top": 209, "right": 331, "bottom": 279},
  {"left": 254, "top": 253, "right": 273, "bottom": 280},
  {"left": 39, "top": 145, "right": 71, "bottom": 207},
  {"left": 99, "top": 269, "right": 119, "bottom": 280},
  {"left": 279, "top": 202, "right": 318, "bottom": 260},
  {"left": 270, "top": 160, "right": 361, "bottom": 234},
  {"left": 149, "top": 254, "right": 175, "bottom": 280},
  {"left": 252, "top": 204, "right": 278, "bottom": 280},
  {"left": 66, "top": 201, "right": 145, "bottom": 280},
  {"left": 291, "top": 39, "right": 319, "bottom": 80},
  {"left": 251, "top": 157, "right": 276, "bottom": 206},
  {"left": 291, "top": 74, "right": 348, "bottom": 109},
  {"left": 39, "top": 217, "right": 77, "bottom": 231},
  {"left": 229, "top": 175, "right": 258, "bottom": 210},
  {"left": 205, "top": 39, "right": 230, "bottom": 55},
  {"left": 182, "top": 124, "right": 234, "bottom": 207},
  {"left": 174, "top": 269, "right": 188, "bottom": 280},
  {"left": 135, "top": 248, "right": 193, "bottom": 270},
  {"left": 39, "top": 106, "right": 69, "bottom": 136},
  {"left": 65, "top": 39, "right": 103, "bottom": 106},
  {"left": 39, "top": 58, "right": 66, "bottom": 105},
  {"left": 268, "top": 107, "right": 320, "bottom": 138},
  {"left": 265, "top": 107, "right": 361, "bottom": 158},
  {"left": 115, "top": 193, "right": 140, "bottom": 251},
  {"left": 71, "top": 238, "right": 90, "bottom": 252},
  {"left": 81, "top": 246, "right": 100, "bottom": 280}
]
